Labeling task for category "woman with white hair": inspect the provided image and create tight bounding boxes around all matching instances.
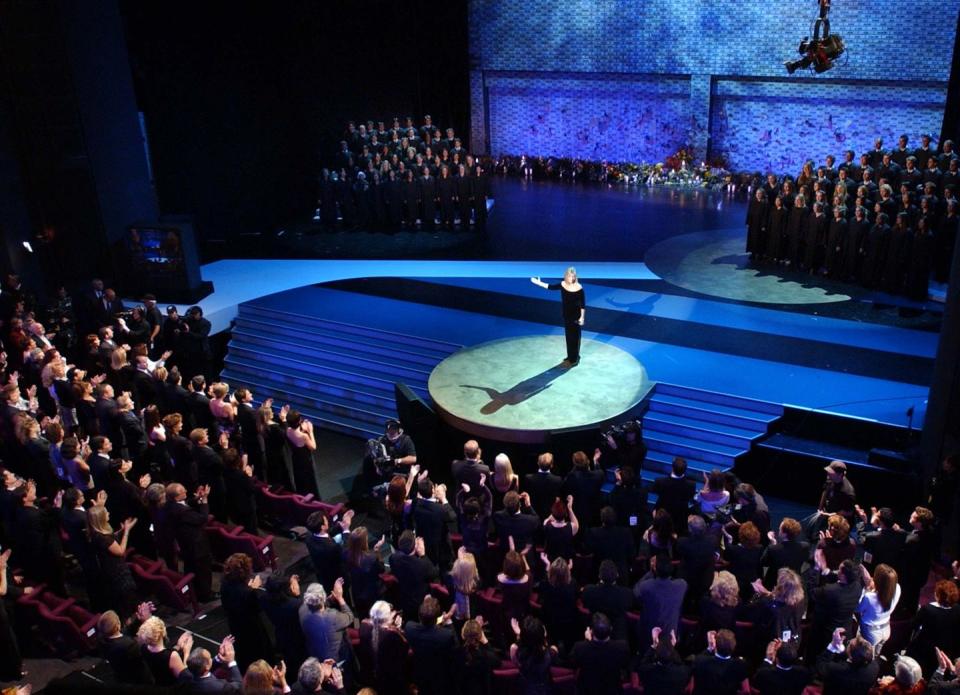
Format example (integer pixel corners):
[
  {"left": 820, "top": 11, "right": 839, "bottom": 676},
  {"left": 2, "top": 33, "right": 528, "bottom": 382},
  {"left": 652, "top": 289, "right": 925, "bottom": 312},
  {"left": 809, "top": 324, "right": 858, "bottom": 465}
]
[
  {"left": 357, "top": 600, "right": 409, "bottom": 695},
  {"left": 530, "top": 267, "right": 586, "bottom": 366}
]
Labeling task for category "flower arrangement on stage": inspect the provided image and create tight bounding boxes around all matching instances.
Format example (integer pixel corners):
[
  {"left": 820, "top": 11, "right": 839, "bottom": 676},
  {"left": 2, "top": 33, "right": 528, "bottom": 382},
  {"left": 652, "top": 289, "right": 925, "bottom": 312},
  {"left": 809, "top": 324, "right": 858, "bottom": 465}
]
[{"left": 493, "top": 151, "right": 732, "bottom": 190}]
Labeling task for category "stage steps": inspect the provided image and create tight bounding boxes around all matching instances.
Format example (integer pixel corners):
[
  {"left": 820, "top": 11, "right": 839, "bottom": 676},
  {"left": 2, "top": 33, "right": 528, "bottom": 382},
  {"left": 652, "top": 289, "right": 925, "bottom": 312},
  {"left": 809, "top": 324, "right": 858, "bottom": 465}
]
[
  {"left": 221, "top": 302, "right": 463, "bottom": 439},
  {"left": 603, "top": 383, "right": 782, "bottom": 495}
]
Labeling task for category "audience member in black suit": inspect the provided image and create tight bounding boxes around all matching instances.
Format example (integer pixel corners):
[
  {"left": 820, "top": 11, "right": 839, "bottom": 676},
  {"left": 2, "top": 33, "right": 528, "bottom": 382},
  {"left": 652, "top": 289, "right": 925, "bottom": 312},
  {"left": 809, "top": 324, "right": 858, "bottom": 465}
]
[
  {"left": 180, "top": 306, "right": 212, "bottom": 380},
  {"left": 451, "top": 439, "right": 490, "bottom": 493},
  {"left": 234, "top": 389, "right": 263, "bottom": 478},
  {"left": 856, "top": 505, "right": 906, "bottom": 572},
  {"left": 389, "top": 530, "right": 439, "bottom": 618},
  {"left": 492, "top": 490, "right": 540, "bottom": 552},
  {"left": 259, "top": 573, "right": 307, "bottom": 679},
  {"left": 88, "top": 435, "right": 115, "bottom": 491},
  {"left": 524, "top": 451, "right": 563, "bottom": 520},
  {"left": 752, "top": 639, "right": 811, "bottom": 695},
  {"left": 562, "top": 450, "right": 604, "bottom": 527},
  {"left": 117, "top": 393, "right": 146, "bottom": 464},
  {"left": 405, "top": 596, "right": 457, "bottom": 695},
  {"left": 898, "top": 506, "right": 936, "bottom": 617},
  {"left": 587, "top": 506, "right": 636, "bottom": 583},
  {"left": 816, "top": 630, "right": 879, "bottom": 695},
  {"left": 652, "top": 457, "right": 696, "bottom": 534},
  {"left": 761, "top": 517, "right": 809, "bottom": 588},
  {"left": 634, "top": 627, "right": 692, "bottom": 695},
  {"left": 223, "top": 448, "right": 258, "bottom": 534},
  {"left": 305, "top": 510, "right": 352, "bottom": 594},
  {"left": 677, "top": 515, "right": 719, "bottom": 610},
  {"left": 411, "top": 476, "right": 456, "bottom": 569},
  {"left": 689, "top": 629, "right": 749, "bottom": 695},
  {"left": 608, "top": 465, "right": 650, "bottom": 544},
  {"left": 97, "top": 607, "right": 155, "bottom": 685},
  {"left": 188, "top": 375, "right": 214, "bottom": 435},
  {"left": 570, "top": 611, "right": 631, "bottom": 695},
  {"left": 179, "top": 638, "right": 243, "bottom": 692},
  {"left": 162, "top": 369, "right": 191, "bottom": 424},
  {"left": 164, "top": 482, "right": 215, "bottom": 601},
  {"left": 582, "top": 560, "right": 635, "bottom": 641},
  {"left": 131, "top": 355, "right": 157, "bottom": 409},
  {"left": 163, "top": 413, "right": 196, "bottom": 491},
  {"left": 807, "top": 558, "right": 863, "bottom": 659},
  {"left": 13, "top": 481, "right": 66, "bottom": 594},
  {"left": 95, "top": 383, "right": 122, "bottom": 451},
  {"left": 191, "top": 428, "right": 227, "bottom": 521},
  {"left": 816, "top": 460, "right": 857, "bottom": 533},
  {"left": 220, "top": 554, "right": 274, "bottom": 672}
]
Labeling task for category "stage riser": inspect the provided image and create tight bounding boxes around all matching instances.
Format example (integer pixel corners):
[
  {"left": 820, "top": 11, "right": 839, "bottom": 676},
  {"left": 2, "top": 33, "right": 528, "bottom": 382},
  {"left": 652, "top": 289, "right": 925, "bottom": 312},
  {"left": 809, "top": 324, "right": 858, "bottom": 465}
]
[
  {"left": 642, "top": 415, "right": 758, "bottom": 450},
  {"left": 221, "top": 361, "right": 399, "bottom": 411},
  {"left": 237, "top": 304, "right": 462, "bottom": 358},
  {"left": 228, "top": 338, "right": 433, "bottom": 385},
  {"left": 233, "top": 318, "right": 448, "bottom": 368},
  {"left": 655, "top": 383, "right": 784, "bottom": 417},
  {"left": 225, "top": 302, "right": 463, "bottom": 441},
  {"left": 647, "top": 400, "right": 771, "bottom": 433}
]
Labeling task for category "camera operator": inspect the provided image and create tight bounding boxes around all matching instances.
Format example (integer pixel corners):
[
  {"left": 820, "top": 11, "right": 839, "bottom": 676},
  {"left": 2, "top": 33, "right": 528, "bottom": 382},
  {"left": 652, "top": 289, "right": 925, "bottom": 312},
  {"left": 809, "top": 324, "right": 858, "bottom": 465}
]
[
  {"left": 597, "top": 420, "right": 647, "bottom": 471},
  {"left": 366, "top": 419, "right": 416, "bottom": 485}
]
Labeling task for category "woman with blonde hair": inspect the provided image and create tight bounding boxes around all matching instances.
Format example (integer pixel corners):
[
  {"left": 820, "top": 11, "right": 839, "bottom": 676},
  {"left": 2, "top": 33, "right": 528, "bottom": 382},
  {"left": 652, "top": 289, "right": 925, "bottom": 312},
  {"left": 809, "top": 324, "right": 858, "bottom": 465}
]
[
  {"left": 87, "top": 504, "right": 138, "bottom": 620},
  {"left": 449, "top": 548, "right": 481, "bottom": 620},
  {"left": 491, "top": 453, "right": 519, "bottom": 508},
  {"left": 208, "top": 382, "right": 236, "bottom": 436},
  {"left": 136, "top": 616, "right": 192, "bottom": 686},
  {"left": 858, "top": 563, "right": 900, "bottom": 654},
  {"left": 748, "top": 567, "right": 806, "bottom": 644},
  {"left": 242, "top": 659, "right": 285, "bottom": 695},
  {"left": 530, "top": 266, "right": 586, "bottom": 366}
]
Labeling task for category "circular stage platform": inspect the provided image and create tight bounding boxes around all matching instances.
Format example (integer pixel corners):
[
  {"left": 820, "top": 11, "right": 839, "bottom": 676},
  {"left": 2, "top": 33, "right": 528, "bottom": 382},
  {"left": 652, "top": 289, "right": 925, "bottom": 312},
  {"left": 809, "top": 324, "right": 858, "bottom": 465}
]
[{"left": 428, "top": 335, "right": 650, "bottom": 443}]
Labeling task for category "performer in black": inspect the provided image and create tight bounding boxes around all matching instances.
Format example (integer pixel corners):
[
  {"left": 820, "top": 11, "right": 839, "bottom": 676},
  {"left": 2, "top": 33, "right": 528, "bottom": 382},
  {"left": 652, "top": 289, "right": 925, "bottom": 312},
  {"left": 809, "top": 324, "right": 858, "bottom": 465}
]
[{"left": 530, "top": 267, "right": 586, "bottom": 366}]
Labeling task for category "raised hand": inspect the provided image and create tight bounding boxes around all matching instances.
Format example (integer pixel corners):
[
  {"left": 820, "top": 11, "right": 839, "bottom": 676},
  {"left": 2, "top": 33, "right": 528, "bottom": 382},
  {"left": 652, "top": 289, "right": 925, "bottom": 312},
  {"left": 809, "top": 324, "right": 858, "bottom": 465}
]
[
  {"left": 135, "top": 601, "right": 155, "bottom": 622},
  {"left": 479, "top": 472, "right": 487, "bottom": 487},
  {"left": 95, "top": 490, "right": 108, "bottom": 507},
  {"left": 706, "top": 630, "right": 717, "bottom": 653},
  {"left": 219, "top": 635, "right": 236, "bottom": 663},
  {"left": 122, "top": 517, "right": 138, "bottom": 533},
  {"left": 177, "top": 631, "right": 194, "bottom": 654},
  {"left": 289, "top": 574, "right": 301, "bottom": 597},
  {"left": 510, "top": 617, "right": 521, "bottom": 637},
  {"left": 248, "top": 573, "right": 263, "bottom": 589}
]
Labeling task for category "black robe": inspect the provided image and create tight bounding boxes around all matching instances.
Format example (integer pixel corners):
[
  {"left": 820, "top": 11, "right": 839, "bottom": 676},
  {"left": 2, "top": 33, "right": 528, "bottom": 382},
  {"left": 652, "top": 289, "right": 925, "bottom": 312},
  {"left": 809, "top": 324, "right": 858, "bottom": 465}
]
[
  {"left": 825, "top": 216, "right": 847, "bottom": 277},
  {"left": 419, "top": 176, "right": 437, "bottom": 229},
  {"left": 745, "top": 198, "right": 769, "bottom": 254},
  {"left": 845, "top": 218, "right": 870, "bottom": 281},
  {"left": 785, "top": 206, "right": 809, "bottom": 264},
  {"left": 904, "top": 230, "right": 932, "bottom": 300},
  {"left": 881, "top": 224, "right": 911, "bottom": 293},
  {"left": 803, "top": 213, "right": 829, "bottom": 270},
  {"left": 766, "top": 206, "right": 788, "bottom": 259},
  {"left": 860, "top": 223, "right": 889, "bottom": 288}
]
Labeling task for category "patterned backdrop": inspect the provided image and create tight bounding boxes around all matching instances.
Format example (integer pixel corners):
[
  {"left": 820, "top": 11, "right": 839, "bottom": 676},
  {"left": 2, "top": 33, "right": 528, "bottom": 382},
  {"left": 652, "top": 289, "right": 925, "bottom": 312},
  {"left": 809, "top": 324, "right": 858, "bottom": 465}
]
[{"left": 469, "top": 0, "right": 959, "bottom": 174}]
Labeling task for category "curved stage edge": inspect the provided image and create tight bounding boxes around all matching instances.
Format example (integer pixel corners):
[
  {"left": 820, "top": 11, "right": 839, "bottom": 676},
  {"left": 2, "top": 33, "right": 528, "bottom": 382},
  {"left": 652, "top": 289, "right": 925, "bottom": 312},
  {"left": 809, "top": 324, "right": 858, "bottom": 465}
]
[{"left": 427, "top": 336, "right": 651, "bottom": 443}]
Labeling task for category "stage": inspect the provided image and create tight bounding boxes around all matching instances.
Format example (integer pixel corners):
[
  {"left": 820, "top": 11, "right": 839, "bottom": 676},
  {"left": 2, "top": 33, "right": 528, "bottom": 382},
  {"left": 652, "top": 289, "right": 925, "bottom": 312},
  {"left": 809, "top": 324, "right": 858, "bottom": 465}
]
[{"left": 428, "top": 336, "right": 650, "bottom": 442}]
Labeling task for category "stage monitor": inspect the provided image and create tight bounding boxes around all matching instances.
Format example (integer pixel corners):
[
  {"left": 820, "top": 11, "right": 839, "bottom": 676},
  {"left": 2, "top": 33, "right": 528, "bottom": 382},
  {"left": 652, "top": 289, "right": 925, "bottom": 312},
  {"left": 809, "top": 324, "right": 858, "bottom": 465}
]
[{"left": 121, "top": 218, "right": 212, "bottom": 302}]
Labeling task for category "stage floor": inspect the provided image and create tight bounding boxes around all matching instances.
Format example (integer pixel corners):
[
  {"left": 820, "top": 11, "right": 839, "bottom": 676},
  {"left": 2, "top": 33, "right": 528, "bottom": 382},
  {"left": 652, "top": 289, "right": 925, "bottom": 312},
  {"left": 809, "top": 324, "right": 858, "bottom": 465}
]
[{"left": 428, "top": 336, "right": 650, "bottom": 442}]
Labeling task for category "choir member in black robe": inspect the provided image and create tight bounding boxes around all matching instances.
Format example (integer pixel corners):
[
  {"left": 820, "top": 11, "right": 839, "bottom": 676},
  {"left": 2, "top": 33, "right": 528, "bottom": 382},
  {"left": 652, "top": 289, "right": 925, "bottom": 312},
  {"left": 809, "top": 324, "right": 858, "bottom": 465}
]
[
  {"left": 936, "top": 201, "right": 958, "bottom": 283},
  {"left": 904, "top": 218, "right": 932, "bottom": 300},
  {"left": 825, "top": 205, "right": 847, "bottom": 278},
  {"left": 898, "top": 192, "right": 918, "bottom": 228},
  {"left": 892, "top": 135, "right": 911, "bottom": 168},
  {"left": 370, "top": 171, "right": 387, "bottom": 228},
  {"left": 456, "top": 164, "right": 472, "bottom": 227},
  {"left": 902, "top": 158, "right": 924, "bottom": 192},
  {"left": 881, "top": 213, "right": 911, "bottom": 294},
  {"left": 335, "top": 170, "right": 357, "bottom": 228},
  {"left": 803, "top": 202, "right": 829, "bottom": 272},
  {"left": 402, "top": 169, "right": 419, "bottom": 228},
  {"left": 861, "top": 213, "right": 890, "bottom": 288},
  {"left": 437, "top": 165, "right": 456, "bottom": 229},
  {"left": 845, "top": 206, "right": 870, "bottom": 282},
  {"left": 385, "top": 169, "right": 404, "bottom": 228},
  {"left": 868, "top": 138, "right": 886, "bottom": 170},
  {"left": 785, "top": 194, "right": 809, "bottom": 266},
  {"left": 472, "top": 164, "right": 489, "bottom": 230},
  {"left": 766, "top": 195, "right": 788, "bottom": 262},
  {"left": 318, "top": 169, "right": 338, "bottom": 229},
  {"left": 745, "top": 189, "right": 768, "bottom": 260},
  {"left": 419, "top": 168, "right": 437, "bottom": 230},
  {"left": 763, "top": 174, "right": 779, "bottom": 203},
  {"left": 876, "top": 185, "right": 897, "bottom": 221},
  {"left": 877, "top": 153, "right": 901, "bottom": 191}
]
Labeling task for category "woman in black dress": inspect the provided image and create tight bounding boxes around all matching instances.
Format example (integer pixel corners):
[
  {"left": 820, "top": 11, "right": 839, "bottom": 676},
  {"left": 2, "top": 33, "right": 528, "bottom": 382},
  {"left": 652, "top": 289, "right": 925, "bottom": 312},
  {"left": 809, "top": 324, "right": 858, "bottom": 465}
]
[
  {"left": 285, "top": 410, "right": 318, "bottom": 498},
  {"left": 87, "top": 504, "right": 138, "bottom": 622},
  {"left": 766, "top": 195, "right": 788, "bottom": 262},
  {"left": 745, "top": 188, "right": 768, "bottom": 260},
  {"left": 220, "top": 553, "right": 274, "bottom": 672},
  {"left": 530, "top": 267, "right": 585, "bottom": 366},
  {"left": 543, "top": 495, "right": 579, "bottom": 561},
  {"left": 257, "top": 403, "right": 292, "bottom": 490}
]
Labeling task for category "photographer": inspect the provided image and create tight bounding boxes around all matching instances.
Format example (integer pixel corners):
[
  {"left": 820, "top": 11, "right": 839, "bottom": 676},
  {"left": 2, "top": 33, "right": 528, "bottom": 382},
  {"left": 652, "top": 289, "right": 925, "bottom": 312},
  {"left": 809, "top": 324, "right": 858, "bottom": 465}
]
[
  {"left": 597, "top": 419, "right": 647, "bottom": 472},
  {"left": 365, "top": 419, "right": 416, "bottom": 486}
]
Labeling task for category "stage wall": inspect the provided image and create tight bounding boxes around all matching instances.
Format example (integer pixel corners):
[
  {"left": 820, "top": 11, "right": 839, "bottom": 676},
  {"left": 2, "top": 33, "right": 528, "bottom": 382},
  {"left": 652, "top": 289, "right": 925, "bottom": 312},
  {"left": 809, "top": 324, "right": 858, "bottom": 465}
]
[{"left": 468, "top": 0, "right": 959, "bottom": 174}]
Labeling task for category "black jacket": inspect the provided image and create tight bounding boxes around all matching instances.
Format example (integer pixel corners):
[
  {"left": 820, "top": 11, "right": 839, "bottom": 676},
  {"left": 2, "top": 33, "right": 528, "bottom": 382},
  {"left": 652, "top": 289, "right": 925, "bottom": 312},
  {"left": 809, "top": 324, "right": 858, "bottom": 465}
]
[
  {"left": 524, "top": 470, "right": 563, "bottom": 520},
  {"left": 651, "top": 476, "right": 696, "bottom": 532}
]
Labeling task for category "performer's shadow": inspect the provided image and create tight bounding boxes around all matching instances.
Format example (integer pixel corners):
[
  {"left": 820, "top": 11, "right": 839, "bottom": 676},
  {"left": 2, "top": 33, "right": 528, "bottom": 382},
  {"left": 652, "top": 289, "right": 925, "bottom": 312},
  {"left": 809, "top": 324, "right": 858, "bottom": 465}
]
[{"left": 461, "top": 363, "right": 569, "bottom": 414}]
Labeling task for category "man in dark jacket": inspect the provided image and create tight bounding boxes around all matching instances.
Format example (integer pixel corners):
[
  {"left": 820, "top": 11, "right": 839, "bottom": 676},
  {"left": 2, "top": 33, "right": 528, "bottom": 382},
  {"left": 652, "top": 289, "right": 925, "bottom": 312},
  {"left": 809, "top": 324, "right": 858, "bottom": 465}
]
[
  {"left": 761, "top": 517, "right": 810, "bottom": 588},
  {"left": 492, "top": 491, "right": 540, "bottom": 551},
  {"left": 586, "top": 507, "right": 636, "bottom": 584},
  {"left": 97, "top": 609, "right": 155, "bottom": 685},
  {"left": 816, "top": 631, "right": 879, "bottom": 695},
  {"left": 571, "top": 612, "right": 631, "bottom": 695},
  {"left": 404, "top": 596, "right": 456, "bottom": 695},
  {"left": 524, "top": 452, "right": 563, "bottom": 520},
  {"left": 753, "top": 639, "right": 812, "bottom": 695},
  {"left": 651, "top": 457, "right": 696, "bottom": 534},
  {"left": 807, "top": 558, "right": 862, "bottom": 659},
  {"left": 411, "top": 477, "right": 456, "bottom": 569},
  {"left": 689, "top": 629, "right": 749, "bottom": 695},
  {"left": 164, "top": 483, "right": 214, "bottom": 601},
  {"left": 677, "top": 516, "right": 719, "bottom": 609},
  {"left": 305, "top": 510, "right": 351, "bottom": 593},
  {"left": 389, "top": 531, "right": 439, "bottom": 618},
  {"left": 582, "top": 560, "right": 635, "bottom": 640},
  {"left": 450, "top": 439, "right": 489, "bottom": 492}
]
